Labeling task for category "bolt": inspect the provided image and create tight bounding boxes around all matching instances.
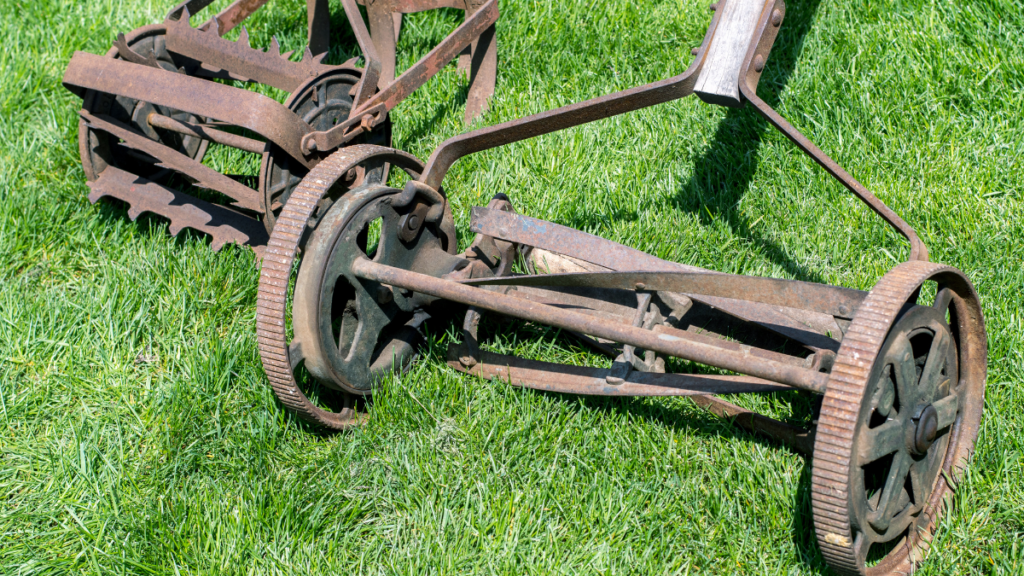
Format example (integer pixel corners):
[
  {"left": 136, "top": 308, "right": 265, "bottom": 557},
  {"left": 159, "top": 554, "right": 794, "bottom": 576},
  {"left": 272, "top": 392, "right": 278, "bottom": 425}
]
[
  {"left": 772, "top": 9, "right": 782, "bottom": 26},
  {"left": 406, "top": 214, "right": 420, "bottom": 230},
  {"left": 360, "top": 114, "right": 374, "bottom": 131},
  {"left": 912, "top": 404, "right": 940, "bottom": 455},
  {"left": 709, "top": 2, "right": 717, "bottom": 11},
  {"left": 459, "top": 355, "right": 478, "bottom": 368},
  {"left": 838, "top": 304, "right": 850, "bottom": 316},
  {"left": 754, "top": 55, "right": 765, "bottom": 73},
  {"left": 691, "top": 47, "right": 700, "bottom": 56}
]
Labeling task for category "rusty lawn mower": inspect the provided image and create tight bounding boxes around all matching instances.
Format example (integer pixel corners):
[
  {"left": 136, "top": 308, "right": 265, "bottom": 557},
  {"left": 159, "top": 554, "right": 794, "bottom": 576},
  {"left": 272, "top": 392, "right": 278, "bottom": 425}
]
[
  {"left": 248, "top": 1, "right": 988, "bottom": 574},
  {"left": 62, "top": 0, "right": 499, "bottom": 254},
  {"left": 62, "top": 0, "right": 988, "bottom": 575}
]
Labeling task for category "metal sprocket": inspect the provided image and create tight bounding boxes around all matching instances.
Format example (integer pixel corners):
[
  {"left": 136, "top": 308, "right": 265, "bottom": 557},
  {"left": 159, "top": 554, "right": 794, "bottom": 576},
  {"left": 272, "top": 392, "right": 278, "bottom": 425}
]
[
  {"left": 259, "top": 67, "right": 392, "bottom": 233},
  {"left": 811, "top": 261, "right": 987, "bottom": 576},
  {"left": 78, "top": 24, "right": 208, "bottom": 183}
]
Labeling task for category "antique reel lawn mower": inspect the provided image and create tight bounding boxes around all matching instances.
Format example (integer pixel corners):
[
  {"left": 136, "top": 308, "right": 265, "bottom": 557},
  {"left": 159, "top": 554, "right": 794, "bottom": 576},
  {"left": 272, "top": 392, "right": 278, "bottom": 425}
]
[
  {"left": 251, "top": 1, "right": 987, "bottom": 574},
  {"left": 62, "top": 0, "right": 499, "bottom": 253}
]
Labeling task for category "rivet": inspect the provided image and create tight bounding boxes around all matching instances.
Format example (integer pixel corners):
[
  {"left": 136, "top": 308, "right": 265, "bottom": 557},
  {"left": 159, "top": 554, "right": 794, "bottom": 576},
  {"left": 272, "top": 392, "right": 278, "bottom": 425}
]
[
  {"left": 709, "top": 2, "right": 717, "bottom": 11},
  {"left": 754, "top": 55, "right": 765, "bottom": 73},
  {"left": 691, "top": 47, "right": 700, "bottom": 56},
  {"left": 772, "top": 9, "right": 782, "bottom": 27},
  {"left": 635, "top": 282, "right": 646, "bottom": 291}
]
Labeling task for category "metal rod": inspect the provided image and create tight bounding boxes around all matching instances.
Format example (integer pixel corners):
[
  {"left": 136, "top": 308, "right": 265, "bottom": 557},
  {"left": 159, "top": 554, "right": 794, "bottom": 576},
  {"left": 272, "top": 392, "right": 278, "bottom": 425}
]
[
  {"left": 739, "top": 84, "right": 928, "bottom": 262},
  {"left": 449, "top": 348, "right": 795, "bottom": 397},
  {"left": 306, "top": 0, "right": 331, "bottom": 56},
  {"left": 147, "top": 112, "right": 267, "bottom": 154},
  {"left": 353, "top": 0, "right": 500, "bottom": 116},
  {"left": 200, "top": 0, "right": 270, "bottom": 35},
  {"left": 690, "top": 395, "right": 815, "bottom": 455},
  {"left": 351, "top": 258, "right": 829, "bottom": 393}
]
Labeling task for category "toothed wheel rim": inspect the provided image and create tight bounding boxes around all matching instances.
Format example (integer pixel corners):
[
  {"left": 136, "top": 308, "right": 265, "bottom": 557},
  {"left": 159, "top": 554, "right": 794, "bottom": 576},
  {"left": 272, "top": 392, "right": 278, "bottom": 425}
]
[
  {"left": 256, "top": 145, "right": 453, "bottom": 430},
  {"left": 811, "top": 261, "right": 986, "bottom": 575}
]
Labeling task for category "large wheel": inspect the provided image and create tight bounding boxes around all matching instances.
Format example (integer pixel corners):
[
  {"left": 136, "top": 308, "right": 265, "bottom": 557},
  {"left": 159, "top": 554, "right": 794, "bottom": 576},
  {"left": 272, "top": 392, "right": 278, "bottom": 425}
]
[
  {"left": 258, "top": 68, "right": 392, "bottom": 233},
  {"left": 291, "top": 181, "right": 462, "bottom": 395},
  {"left": 811, "top": 261, "right": 987, "bottom": 575},
  {"left": 78, "top": 24, "right": 208, "bottom": 182},
  {"left": 255, "top": 145, "right": 456, "bottom": 430}
]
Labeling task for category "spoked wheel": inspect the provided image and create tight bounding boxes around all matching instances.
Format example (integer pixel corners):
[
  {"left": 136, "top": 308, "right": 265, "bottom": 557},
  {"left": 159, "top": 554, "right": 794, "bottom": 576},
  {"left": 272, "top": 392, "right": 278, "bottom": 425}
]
[
  {"left": 812, "top": 261, "right": 987, "bottom": 575},
  {"left": 256, "top": 145, "right": 457, "bottom": 430},
  {"left": 259, "top": 68, "right": 392, "bottom": 233},
  {"left": 79, "top": 24, "right": 208, "bottom": 182}
]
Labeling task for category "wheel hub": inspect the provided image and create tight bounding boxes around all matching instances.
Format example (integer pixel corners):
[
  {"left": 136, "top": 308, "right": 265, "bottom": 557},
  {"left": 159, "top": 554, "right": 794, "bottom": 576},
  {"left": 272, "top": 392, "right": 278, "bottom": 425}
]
[
  {"left": 910, "top": 403, "right": 939, "bottom": 455},
  {"left": 290, "top": 183, "right": 460, "bottom": 394}
]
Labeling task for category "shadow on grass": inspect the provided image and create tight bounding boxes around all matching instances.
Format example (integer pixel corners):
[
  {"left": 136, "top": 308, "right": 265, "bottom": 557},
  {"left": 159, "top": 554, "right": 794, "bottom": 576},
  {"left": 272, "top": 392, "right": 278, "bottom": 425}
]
[
  {"left": 398, "top": 82, "right": 471, "bottom": 151},
  {"left": 673, "top": 0, "right": 825, "bottom": 285},
  {"left": 669, "top": 4, "right": 837, "bottom": 565},
  {"left": 452, "top": 305, "right": 833, "bottom": 571}
]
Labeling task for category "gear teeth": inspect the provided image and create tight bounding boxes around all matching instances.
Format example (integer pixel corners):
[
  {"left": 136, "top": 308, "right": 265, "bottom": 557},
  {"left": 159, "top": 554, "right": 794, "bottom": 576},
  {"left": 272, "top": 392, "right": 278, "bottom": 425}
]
[
  {"left": 255, "top": 145, "right": 425, "bottom": 430},
  {"left": 87, "top": 167, "right": 268, "bottom": 253},
  {"left": 269, "top": 36, "right": 281, "bottom": 55},
  {"left": 114, "top": 33, "right": 162, "bottom": 68},
  {"left": 811, "top": 260, "right": 985, "bottom": 575},
  {"left": 238, "top": 26, "right": 250, "bottom": 47}
]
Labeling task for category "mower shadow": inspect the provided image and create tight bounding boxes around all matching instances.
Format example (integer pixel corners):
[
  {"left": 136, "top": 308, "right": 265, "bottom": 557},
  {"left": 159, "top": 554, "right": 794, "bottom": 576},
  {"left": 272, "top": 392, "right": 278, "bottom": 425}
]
[
  {"left": 672, "top": 0, "right": 825, "bottom": 285},
  {"left": 484, "top": 381, "right": 830, "bottom": 573},
  {"left": 668, "top": 0, "right": 829, "bottom": 568}
]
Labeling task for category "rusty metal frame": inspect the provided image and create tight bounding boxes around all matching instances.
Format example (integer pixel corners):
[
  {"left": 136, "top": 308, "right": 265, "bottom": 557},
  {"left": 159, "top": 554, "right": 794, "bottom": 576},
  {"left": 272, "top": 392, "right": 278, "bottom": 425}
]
[
  {"left": 290, "top": 0, "right": 943, "bottom": 450},
  {"left": 408, "top": 0, "right": 926, "bottom": 265},
  {"left": 237, "top": 2, "right": 986, "bottom": 574},
  {"left": 64, "top": 0, "right": 502, "bottom": 253}
]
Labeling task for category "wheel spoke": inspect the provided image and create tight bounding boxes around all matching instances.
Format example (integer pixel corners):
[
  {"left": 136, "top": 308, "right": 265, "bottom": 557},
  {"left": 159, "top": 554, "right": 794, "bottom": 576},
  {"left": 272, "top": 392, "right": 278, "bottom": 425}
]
[
  {"left": 889, "top": 333, "right": 919, "bottom": 408},
  {"left": 919, "top": 328, "right": 952, "bottom": 396},
  {"left": 907, "top": 459, "right": 928, "bottom": 510},
  {"left": 287, "top": 340, "right": 305, "bottom": 370},
  {"left": 932, "top": 393, "right": 959, "bottom": 430},
  {"left": 871, "top": 450, "right": 912, "bottom": 531},
  {"left": 858, "top": 419, "right": 904, "bottom": 463},
  {"left": 933, "top": 285, "right": 953, "bottom": 313},
  {"left": 347, "top": 286, "right": 391, "bottom": 366}
]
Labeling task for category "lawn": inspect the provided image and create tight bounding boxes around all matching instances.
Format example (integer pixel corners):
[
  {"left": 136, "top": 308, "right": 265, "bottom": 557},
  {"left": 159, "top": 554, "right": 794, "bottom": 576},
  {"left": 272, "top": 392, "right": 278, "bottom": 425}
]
[{"left": 1, "top": 0, "right": 1022, "bottom": 573}]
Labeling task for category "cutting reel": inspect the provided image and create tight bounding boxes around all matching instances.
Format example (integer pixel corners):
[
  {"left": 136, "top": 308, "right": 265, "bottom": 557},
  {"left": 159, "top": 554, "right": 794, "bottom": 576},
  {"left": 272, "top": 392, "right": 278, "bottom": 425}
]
[
  {"left": 63, "top": 0, "right": 499, "bottom": 253},
  {"left": 257, "top": 0, "right": 988, "bottom": 574}
]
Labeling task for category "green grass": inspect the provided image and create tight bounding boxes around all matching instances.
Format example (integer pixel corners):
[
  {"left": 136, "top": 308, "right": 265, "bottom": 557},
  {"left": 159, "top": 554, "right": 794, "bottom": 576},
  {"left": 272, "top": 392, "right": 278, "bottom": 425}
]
[{"left": 1, "top": 0, "right": 1022, "bottom": 573}]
